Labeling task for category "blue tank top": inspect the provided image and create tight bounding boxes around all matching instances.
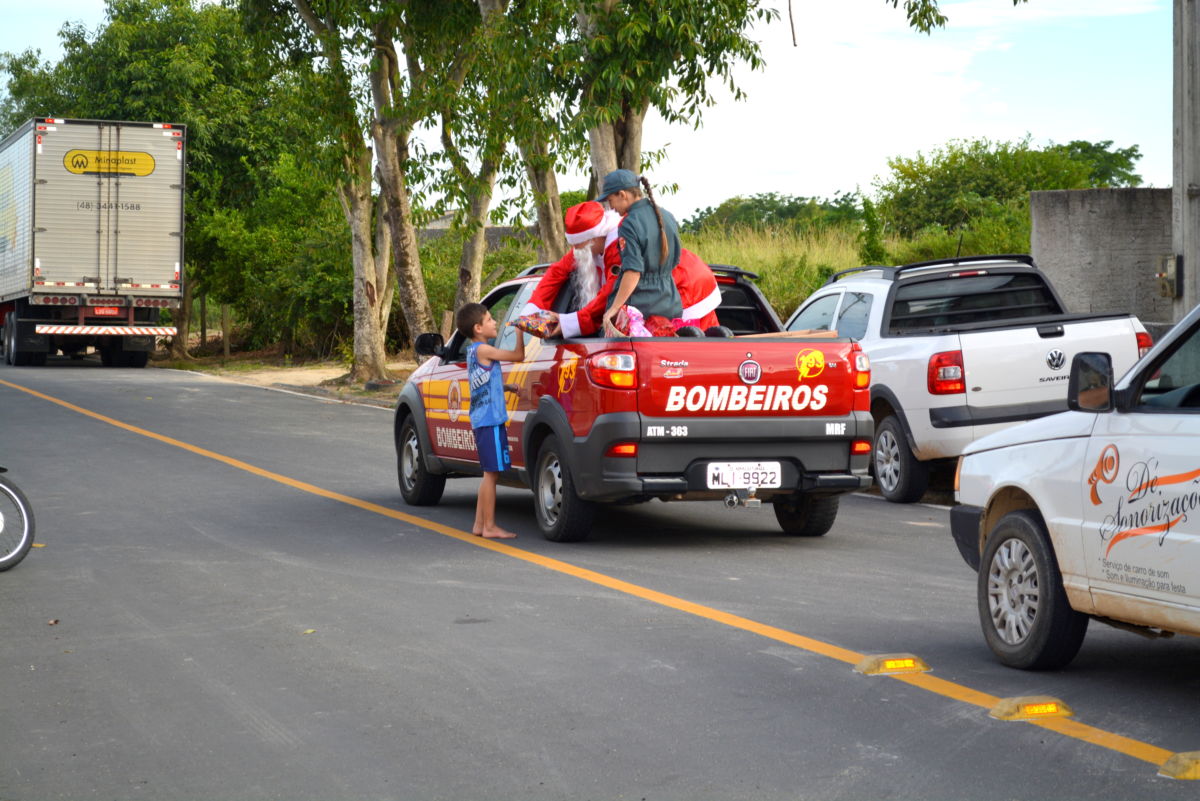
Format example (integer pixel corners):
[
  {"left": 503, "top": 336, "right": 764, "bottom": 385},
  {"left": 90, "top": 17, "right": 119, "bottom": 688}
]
[{"left": 466, "top": 342, "right": 508, "bottom": 428}]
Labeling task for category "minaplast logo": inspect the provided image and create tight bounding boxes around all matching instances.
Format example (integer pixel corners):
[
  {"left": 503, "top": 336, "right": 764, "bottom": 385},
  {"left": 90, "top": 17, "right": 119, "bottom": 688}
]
[{"left": 63, "top": 149, "right": 156, "bottom": 177}]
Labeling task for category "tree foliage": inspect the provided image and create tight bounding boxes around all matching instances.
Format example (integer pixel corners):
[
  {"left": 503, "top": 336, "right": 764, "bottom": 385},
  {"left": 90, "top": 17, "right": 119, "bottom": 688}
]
[
  {"left": 875, "top": 137, "right": 1106, "bottom": 237},
  {"left": 683, "top": 192, "right": 862, "bottom": 233}
]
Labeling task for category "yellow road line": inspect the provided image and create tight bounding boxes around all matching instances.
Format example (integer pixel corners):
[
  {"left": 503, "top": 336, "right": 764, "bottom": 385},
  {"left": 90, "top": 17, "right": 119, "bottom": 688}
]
[{"left": 0, "top": 376, "right": 1177, "bottom": 769}]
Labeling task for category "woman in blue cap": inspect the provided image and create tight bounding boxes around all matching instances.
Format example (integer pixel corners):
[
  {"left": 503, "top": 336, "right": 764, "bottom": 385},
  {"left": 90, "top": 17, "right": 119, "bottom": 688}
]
[{"left": 596, "top": 169, "right": 683, "bottom": 333}]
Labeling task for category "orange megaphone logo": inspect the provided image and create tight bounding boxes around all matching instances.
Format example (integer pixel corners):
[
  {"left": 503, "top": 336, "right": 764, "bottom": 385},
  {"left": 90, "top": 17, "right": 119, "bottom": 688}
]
[{"left": 1087, "top": 444, "right": 1119, "bottom": 506}]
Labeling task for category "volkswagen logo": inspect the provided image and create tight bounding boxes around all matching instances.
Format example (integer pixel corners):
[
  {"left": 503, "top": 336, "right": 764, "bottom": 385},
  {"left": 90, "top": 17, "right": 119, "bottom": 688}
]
[{"left": 1046, "top": 349, "right": 1066, "bottom": 371}]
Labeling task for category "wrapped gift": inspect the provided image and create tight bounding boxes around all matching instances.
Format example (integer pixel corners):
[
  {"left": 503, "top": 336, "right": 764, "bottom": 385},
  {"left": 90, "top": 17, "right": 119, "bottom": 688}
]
[{"left": 510, "top": 310, "right": 556, "bottom": 338}]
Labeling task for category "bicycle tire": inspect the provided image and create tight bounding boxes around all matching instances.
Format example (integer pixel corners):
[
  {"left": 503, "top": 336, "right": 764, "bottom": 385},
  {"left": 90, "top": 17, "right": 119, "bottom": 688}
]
[{"left": 0, "top": 475, "right": 35, "bottom": 571}]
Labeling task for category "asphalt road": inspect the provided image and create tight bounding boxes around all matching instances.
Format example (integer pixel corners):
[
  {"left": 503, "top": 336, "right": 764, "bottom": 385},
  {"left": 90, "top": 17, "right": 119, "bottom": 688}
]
[{"left": 1, "top": 357, "right": 1198, "bottom": 800}]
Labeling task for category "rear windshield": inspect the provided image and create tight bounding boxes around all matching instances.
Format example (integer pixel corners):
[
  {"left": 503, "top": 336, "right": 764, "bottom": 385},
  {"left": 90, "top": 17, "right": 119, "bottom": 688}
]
[{"left": 887, "top": 273, "right": 1061, "bottom": 333}]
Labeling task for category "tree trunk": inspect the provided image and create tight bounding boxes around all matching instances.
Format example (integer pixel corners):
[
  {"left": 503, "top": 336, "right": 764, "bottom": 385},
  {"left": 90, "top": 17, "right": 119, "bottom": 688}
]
[
  {"left": 453, "top": 157, "right": 500, "bottom": 310},
  {"left": 589, "top": 100, "right": 648, "bottom": 181},
  {"left": 369, "top": 34, "right": 435, "bottom": 346},
  {"left": 170, "top": 272, "right": 192, "bottom": 359},
  {"left": 221, "top": 303, "right": 230, "bottom": 359},
  {"left": 337, "top": 179, "right": 391, "bottom": 382},
  {"left": 519, "top": 136, "right": 566, "bottom": 262}
]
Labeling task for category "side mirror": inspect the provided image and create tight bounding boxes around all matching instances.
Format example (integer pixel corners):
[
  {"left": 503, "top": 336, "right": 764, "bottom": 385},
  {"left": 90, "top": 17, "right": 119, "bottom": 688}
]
[
  {"left": 1068, "top": 352, "right": 1114, "bottom": 412},
  {"left": 414, "top": 332, "right": 445, "bottom": 358}
]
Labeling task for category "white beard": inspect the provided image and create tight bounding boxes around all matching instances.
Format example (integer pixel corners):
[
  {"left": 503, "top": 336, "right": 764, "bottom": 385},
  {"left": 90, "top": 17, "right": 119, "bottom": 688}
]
[{"left": 571, "top": 247, "right": 600, "bottom": 304}]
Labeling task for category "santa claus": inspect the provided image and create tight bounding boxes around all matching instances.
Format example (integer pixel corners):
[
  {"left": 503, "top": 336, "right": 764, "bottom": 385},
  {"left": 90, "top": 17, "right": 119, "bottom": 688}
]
[
  {"left": 528, "top": 201, "right": 724, "bottom": 338},
  {"left": 520, "top": 201, "right": 621, "bottom": 318}
]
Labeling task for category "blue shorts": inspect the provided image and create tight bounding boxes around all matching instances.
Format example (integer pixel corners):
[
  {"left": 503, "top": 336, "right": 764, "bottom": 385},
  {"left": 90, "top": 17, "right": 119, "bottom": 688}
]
[{"left": 474, "top": 424, "right": 511, "bottom": 473}]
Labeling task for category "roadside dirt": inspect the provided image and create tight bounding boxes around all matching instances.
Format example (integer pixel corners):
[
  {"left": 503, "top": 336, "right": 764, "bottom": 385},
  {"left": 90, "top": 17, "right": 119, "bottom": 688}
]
[{"left": 153, "top": 355, "right": 418, "bottom": 409}]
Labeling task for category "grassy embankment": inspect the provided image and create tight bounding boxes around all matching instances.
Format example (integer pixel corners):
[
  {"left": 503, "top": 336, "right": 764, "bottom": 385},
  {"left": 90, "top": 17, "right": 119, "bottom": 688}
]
[{"left": 682, "top": 225, "right": 868, "bottom": 318}]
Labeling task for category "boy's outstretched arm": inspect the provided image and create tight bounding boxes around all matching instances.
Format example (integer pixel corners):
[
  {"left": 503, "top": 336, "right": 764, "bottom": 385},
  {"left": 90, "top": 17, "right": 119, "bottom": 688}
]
[{"left": 475, "top": 330, "right": 525, "bottom": 364}]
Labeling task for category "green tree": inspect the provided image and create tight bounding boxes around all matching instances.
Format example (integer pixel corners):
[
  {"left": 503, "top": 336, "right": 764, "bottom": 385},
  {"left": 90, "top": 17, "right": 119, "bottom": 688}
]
[
  {"left": 0, "top": 0, "right": 292, "bottom": 358},
  {"left": 682, "top": 192, "right": 862, "bottom": 233},
  {"left": 1048, "top": 140, "right": 1143, "bottom": 187},
  {"left": 874, "top": 137, "right": 1093, "bottom": 237}
]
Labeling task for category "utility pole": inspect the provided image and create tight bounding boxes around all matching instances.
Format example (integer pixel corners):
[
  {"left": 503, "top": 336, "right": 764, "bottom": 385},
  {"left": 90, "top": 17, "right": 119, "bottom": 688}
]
[{"left": 1173, "top": 0, "right": 1200, "bottom": 316}]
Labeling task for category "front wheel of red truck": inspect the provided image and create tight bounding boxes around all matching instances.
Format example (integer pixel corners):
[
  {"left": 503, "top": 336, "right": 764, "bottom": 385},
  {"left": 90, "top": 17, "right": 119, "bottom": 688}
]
[
  {"left": 772, "top": 493, "right": 839, "bottom": 537},
  {"left": 397, "top": 417, "right": 446, "bottom": 506},
  {"left": 533, "top": 435, "right": 596, "bottom": 542}
]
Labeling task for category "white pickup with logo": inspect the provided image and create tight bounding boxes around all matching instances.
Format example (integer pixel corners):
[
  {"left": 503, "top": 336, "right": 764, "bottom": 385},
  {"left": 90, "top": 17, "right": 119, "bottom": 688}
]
[{"left": 706, "top": 461, "right": 782, "bottom": 490}]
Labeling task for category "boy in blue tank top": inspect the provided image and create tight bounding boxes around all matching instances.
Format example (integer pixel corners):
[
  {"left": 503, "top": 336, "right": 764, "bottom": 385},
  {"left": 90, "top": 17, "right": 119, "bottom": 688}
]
[{"left": 456, "top": 302, "right": 526, "bottom": 539}]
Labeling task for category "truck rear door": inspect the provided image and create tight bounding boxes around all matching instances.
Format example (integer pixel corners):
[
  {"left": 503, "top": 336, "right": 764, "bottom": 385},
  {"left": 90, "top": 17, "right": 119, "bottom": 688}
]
[
  {"left": 635, "top": 336, "right": 860, "bottom": 419},
  {"left": 959, "top": 318, "right": 1140, "bottom": 417},
  {"left": 33, "top": 119, "right": 184, "bottom": 296}
]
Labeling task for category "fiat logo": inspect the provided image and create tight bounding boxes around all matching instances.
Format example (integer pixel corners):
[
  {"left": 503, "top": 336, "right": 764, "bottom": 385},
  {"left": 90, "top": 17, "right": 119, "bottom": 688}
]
[
  {"left": 738, "top": 355, "right": 762, "bottom": 385},
  {"left": 1046, "top": 349, "right": 1066, "bottom": 371}
]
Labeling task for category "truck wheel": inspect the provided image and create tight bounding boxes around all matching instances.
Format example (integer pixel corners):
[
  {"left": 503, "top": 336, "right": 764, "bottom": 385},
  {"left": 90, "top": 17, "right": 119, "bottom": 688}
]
[
  {"left": 873, "top": 415, "right": 929, "bottom": 503},
  {"left": 978, "top": 510, "right": 1088, "bottom": 670},
  {"left": 123, "top": 350, "right": 149, "bottom": 368},
  {"left": 773, "top": 493, "right": 839, "bottom": 537},
  {"left": 532, "top": 434, "right": 596, "bottom": 542},
  {"left": 397, "top": 417, "right": 445, "bottom": 506}
]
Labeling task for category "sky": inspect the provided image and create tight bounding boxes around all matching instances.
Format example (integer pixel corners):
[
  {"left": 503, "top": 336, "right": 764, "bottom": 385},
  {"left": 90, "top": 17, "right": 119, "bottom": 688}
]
[{"left": 0, "top": 0, "right": 1176, "bottom": 223}]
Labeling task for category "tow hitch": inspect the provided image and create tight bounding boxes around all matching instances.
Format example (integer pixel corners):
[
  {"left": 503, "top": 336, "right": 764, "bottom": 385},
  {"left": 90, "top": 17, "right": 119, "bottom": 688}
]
[{"left": 723, "top": 488, "right": 762, "bottom": 509}]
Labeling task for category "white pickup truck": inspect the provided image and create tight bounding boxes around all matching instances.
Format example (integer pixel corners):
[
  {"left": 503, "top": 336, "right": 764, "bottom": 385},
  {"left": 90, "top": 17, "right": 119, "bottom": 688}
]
[
  {"left": 952, "top": 301, "right": 1200, "bottom": 669},
  {"left": 783, "top": 255, "right": 1152, "bottom": 502}
]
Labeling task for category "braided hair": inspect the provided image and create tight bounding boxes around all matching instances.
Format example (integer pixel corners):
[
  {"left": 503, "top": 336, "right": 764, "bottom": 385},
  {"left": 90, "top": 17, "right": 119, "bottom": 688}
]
[{"left": 639, "top": 176, "right": 669, "bottom": 265}]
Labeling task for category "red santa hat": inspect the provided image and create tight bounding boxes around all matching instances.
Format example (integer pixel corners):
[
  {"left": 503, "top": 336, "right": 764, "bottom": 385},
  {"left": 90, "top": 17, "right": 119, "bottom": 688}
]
[{"left": 565, "top": 201, "right": 618, "bottom": 245}]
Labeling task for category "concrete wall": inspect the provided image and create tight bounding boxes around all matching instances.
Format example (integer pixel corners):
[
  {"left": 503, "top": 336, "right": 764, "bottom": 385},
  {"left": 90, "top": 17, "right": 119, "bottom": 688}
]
[{"left": 1031, "top": 188, "right": 1176, "bottom": 336}]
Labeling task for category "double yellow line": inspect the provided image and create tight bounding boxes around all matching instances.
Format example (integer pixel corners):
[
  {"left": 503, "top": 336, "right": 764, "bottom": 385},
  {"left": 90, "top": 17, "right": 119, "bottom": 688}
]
[{"left": 0, "top": 376, "right": 1179, "bottom": 773}]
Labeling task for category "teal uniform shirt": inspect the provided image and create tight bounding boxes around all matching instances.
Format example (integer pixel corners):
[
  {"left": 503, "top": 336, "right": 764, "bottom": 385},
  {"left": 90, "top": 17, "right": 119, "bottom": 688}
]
[{"left": 609, "top": 198, "right": 683, "bottom": 320}]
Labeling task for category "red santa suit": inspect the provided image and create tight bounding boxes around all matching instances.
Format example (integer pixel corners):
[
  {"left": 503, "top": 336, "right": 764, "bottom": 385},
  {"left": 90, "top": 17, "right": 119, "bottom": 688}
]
[{"left": 561, "top": 247, "right": 720, "bottom": 337}]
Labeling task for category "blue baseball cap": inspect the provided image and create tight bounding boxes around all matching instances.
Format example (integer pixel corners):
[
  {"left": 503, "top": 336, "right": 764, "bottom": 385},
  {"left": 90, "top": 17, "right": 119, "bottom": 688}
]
[{"left": 596, "top": 169, "right": 640, "bottom": 202}]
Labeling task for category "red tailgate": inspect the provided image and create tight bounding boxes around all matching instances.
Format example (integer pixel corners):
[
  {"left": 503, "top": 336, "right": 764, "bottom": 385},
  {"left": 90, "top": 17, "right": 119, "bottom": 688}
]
[{"left": 636, "top": 338, "right": 862, "bottom": 417}]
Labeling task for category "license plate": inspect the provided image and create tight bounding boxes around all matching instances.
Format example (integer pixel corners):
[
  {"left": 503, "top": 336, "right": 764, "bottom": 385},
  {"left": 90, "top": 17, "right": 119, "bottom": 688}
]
[
  {"left": 706, "top": 461, "right": 782, "bottom": 490},
  {"left": 92, "top": 307, "right": 121, "bottom": 316}
]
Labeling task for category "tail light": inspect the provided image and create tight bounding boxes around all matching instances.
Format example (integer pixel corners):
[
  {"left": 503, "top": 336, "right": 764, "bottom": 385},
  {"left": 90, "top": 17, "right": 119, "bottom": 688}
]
[
  {"left": 850, "top": 344, "right": 871, "bottom": 389},
  {"left": 851, "top": 440, "right": 872, "bottom": 454},
  {"left": 606, "top": 443, "right": 638, "bottom": 457},
  {"left": 1136, "top": 331, "right": 1153, "bottom": 359},
  {"left": 928, "top": 350, "right": 965, "bottom": 395},
  {"left": 587, "top": 352, "right": 637, "bottom": 389}
]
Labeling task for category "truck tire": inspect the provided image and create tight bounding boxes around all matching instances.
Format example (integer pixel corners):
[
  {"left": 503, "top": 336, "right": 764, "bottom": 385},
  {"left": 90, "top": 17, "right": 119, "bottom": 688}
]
[
  {"left": 978, "top": 510, "right": 1088, "bottom": 670},
  {"left": 123, "top": 350, "right": 149, "bottom": 368},
  {"left": 873, "top": 415, "right": 929, "bottom": 503},
  {"left": 532, "top": 434, "right": 596, "bottom": 542},
  {"left": 773, "top": 493, "right": 839, "bottom": 537},
  {"left": 397, "top": 417, "right": 445, "bottom": 506}
]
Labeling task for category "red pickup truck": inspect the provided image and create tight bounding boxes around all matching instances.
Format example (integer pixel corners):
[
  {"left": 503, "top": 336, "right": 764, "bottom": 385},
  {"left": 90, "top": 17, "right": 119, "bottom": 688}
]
[{"left": 395, "top": 266, "right": 873, "bottom": 542}]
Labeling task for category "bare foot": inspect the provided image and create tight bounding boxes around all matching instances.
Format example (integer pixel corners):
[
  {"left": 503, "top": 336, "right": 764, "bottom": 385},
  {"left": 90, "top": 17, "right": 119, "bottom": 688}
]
[{"left": 480, "top": 525, "right": 517, "bottom": 539}]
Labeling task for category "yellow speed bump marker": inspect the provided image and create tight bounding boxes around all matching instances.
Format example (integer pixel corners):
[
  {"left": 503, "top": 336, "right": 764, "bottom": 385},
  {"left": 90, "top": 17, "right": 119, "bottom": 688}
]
[
  {"left": 854, "top": 653, "right": 930, "bottom": 676},
  {"left": 1158, "top": 751, "right": 1200, "bottom": 780},
  {"left": 990, "top": 695, "right": 1073, "bottom": 721}
]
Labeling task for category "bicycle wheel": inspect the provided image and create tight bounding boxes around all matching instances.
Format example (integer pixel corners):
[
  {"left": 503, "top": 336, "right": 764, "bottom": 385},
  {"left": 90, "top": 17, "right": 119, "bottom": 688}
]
[{"left": 0, "top": 475, "right": 35, "bottom": 571}]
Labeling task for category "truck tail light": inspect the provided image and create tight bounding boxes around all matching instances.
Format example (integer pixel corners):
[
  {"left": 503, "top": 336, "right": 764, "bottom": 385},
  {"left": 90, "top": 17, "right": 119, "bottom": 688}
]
[
  {"left": 850, "top": 344, "right": 870, "bottom": 389},
  {"left": 587, "top": 352, "right": 637, "bottom": 389},
  {"left": 606, "top": 442, "right": 638, "bottom": 457},
  {"left": 1136, "top": 331, "right": 1153, "bottom": 359},
  {"left": 928, "top": 350, "right": 965, "bottom": 395},
  {"left": 851, "top": 440, "right": 871, "bottom": 454}
]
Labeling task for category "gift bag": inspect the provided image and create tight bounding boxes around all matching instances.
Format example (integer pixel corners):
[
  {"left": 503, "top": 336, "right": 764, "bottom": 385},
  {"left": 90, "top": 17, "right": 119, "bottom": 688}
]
[{"left": 511, "top": 311, "right": 556, "bottom": 338}]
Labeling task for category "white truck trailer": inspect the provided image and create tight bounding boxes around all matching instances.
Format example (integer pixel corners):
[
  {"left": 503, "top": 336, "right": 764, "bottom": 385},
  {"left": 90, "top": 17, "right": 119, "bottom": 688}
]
[{"left": 0, "top": 118, "right": 184, "bottom": 367}]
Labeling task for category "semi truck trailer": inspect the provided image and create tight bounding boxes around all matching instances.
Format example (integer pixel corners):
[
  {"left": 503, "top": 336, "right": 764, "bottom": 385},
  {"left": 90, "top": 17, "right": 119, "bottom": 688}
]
[{"left": 0, "top": 118, "right": 185, "bottom": 367}]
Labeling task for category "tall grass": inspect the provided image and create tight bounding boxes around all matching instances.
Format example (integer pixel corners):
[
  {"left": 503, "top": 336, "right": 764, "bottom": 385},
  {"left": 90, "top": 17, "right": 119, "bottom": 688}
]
[{"left": 681, "top": 224, "right": 867, "bottom": 318}]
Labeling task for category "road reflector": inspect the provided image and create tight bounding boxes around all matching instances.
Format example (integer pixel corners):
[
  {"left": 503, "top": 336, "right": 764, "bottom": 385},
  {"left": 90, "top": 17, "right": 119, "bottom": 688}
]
[
  {"left": 854, "top": 653, "right": 930, "bottom": 675},
  {"left": 990, "top": 695, "right": 1073, "bottom": 721},
  {"left": 1158, "top": 751, "right": 1200, "bottom": 780}
]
